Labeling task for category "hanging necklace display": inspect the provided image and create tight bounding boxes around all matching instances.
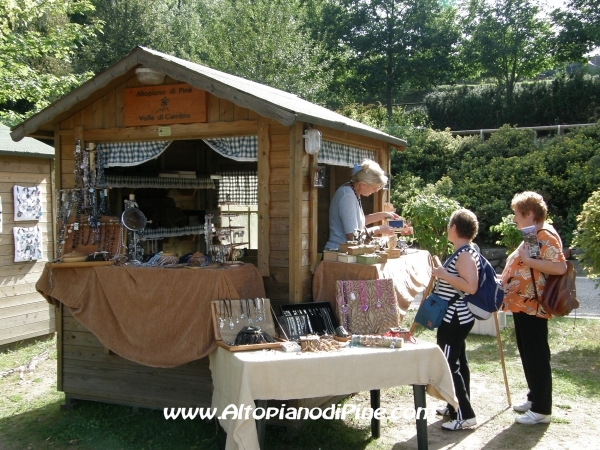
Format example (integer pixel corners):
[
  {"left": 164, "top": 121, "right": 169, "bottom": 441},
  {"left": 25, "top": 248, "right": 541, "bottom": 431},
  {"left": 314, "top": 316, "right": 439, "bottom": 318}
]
[
  {"left": 219, "top": 300, "right": 225, "bottom": 329},
  {"left": 56, "top": 190, "right": 75, "bottom": 260},
  {"left": 240, "top": 299, "right": 246, "bottom": 319},
  {"left": 13, "top": 185, "right": 43, "bottom": 221},
  {"left": 245, "top": 298, "right": 253, "bottom": 325},
  {"left": 72, "top": 140, "right": 85, "bottom": 249},
  {"left": 227, "top": 300, "right": 234, "bottom": 329},
  {"left": 255, "top": 298, "right": 263, "bottom": 322},
  {"left": 122, "top": 195, "right": 146, "bottom": 262},
  {"left": 95, "top": 146, "right": 109, "bottom": 216}
]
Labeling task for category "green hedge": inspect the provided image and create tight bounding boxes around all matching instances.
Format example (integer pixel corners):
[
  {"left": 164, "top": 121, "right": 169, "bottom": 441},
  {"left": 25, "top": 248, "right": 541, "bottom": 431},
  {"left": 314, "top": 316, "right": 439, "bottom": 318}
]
[
  {"left": 391, "top": 124, "right": 600, "bottom": 247},
  {"left": 425, "top": 72, "right": 600, "bottom": 130}
]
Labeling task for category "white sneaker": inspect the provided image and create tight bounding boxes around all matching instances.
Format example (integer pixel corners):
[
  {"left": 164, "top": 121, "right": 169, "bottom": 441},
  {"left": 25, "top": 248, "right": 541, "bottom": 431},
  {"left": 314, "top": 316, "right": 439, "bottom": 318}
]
[
  {"left": 442, "top": 418, "right": 477, "bottom": 430},
  {"left": 515, "top": 410, "right": 551, "bottom": 425},
  {"left": 436, "top": 406, "right": 450, "bottom": 416},
  {"left": 513, "top": 400, "right": 532, "bottom": 412}
]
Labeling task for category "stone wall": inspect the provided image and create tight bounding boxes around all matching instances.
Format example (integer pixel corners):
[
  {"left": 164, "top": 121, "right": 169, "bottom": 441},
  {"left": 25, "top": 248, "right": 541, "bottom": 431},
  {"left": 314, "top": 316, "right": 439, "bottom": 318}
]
[{"left": 480, "top": 248, "right": 509, "bottom": 273}]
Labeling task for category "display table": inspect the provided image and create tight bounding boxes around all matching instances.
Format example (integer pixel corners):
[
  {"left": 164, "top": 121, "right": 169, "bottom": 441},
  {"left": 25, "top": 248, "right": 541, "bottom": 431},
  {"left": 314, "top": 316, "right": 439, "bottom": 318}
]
[
  {"left": 312, "top": 249, "right": 433, "bottom": 315},
  {"left": 210, "top": 341, "right": 457, "bottom": 450},
  {"left": 36, "top": 264, "right": 265, "bottom": 368}
]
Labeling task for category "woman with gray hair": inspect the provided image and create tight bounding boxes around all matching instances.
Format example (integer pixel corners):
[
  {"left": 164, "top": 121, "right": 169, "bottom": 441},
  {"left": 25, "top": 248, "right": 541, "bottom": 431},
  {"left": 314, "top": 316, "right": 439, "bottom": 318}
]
[{"left": 324, "top": 159, "right": 399, "bottom": 250}]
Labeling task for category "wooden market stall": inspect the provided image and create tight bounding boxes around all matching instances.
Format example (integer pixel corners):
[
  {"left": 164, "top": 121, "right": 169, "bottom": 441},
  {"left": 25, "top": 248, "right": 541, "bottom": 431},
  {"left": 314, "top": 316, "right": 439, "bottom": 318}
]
[
  {"left": 0, "top": 123, "right": 55, "bottom": 348},
  {"left": 10, "top": 46, "right": 408, "bottom": 409}
]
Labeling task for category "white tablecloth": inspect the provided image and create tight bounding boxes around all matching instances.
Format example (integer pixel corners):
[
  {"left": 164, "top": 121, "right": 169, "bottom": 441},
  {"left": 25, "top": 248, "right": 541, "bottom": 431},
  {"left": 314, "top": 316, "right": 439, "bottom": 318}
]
[{"left": 209, "top": 340, "right": 457, "bottom": 450}]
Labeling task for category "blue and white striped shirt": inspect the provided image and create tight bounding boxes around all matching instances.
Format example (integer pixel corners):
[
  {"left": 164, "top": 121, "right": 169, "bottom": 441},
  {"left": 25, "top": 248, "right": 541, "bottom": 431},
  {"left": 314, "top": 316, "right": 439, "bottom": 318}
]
[{"left": 433, "top": 246, "right": 480, "bottom": 325}]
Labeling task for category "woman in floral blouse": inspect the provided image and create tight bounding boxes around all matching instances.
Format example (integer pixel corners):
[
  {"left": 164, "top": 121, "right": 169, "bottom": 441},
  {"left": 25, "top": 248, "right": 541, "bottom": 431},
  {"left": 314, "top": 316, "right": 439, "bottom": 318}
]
[{"left": 501, "top": 191, "right": 567, "bottom": 425}]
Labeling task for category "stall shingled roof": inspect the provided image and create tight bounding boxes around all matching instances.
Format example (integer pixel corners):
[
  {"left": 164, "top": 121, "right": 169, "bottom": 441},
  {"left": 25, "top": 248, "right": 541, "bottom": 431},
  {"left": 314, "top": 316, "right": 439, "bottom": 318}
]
[
  {"left": 1, "top": 123, "right": 54, "bottom": 158},
  {"left": 10, "top": 46, "right": 407, "bottom": 149}
]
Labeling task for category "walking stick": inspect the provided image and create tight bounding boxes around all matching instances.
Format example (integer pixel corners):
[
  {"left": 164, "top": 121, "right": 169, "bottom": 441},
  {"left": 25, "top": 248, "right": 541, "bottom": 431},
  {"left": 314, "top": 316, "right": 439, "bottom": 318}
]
[{"left": 494, "top": 311, "right": 512, "bottom": 406}]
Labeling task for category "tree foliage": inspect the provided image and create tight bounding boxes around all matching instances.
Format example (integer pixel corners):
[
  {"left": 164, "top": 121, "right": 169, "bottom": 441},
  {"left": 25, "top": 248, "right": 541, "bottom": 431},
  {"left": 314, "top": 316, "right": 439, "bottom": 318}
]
[
  {"left": 573, "top": 189, "right": 600, "bottom": 287},
  {"left": 552, "top": 0, "right": 600, "bottom": 62},
  {"left": 462, "top": 0, "right": 555, "bottom": 103},
  {"left": 74, "top": 0, "right": 178, "bottom": 73},
  {"left": 391, "top": 124, "right": 600, "bottom": 247},
  {"left": 183, "top": 0, "right": 332, "bottom": 103},
  {"left": 317, "top": 0, "right": 461, "bottom": 116},
  {"left": 424, "top": 72, "right": 600, "bottom": 130},
  {"left": 0, "top": 0, "right": 100, "bottom": 125},
  {"left": 402, "top": 192, "right": 460, "bottom": 258}
]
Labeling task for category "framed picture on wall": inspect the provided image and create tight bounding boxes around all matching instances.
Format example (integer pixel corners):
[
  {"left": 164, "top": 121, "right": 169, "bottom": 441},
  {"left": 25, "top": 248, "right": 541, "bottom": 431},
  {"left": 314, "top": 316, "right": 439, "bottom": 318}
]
[{"left": 313, "top": 166, "right": 326, "bottom": 188}]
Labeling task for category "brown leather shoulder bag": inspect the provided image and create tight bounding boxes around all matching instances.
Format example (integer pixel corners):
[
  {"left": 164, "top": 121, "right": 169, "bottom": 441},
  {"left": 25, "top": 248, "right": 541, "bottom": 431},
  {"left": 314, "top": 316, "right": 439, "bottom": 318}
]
[{"left": 529, "top": 228, "right": 579, "bottom": 316}]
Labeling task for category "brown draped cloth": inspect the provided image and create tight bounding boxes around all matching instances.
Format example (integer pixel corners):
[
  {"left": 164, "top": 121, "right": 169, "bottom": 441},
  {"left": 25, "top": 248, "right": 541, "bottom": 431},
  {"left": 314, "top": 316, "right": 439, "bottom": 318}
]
[
  {"left": 36, "top": 264, "right": 265, "bottom": 368},
  {"left": 312, "top": 249, "right": 433, "bottom": 320}
]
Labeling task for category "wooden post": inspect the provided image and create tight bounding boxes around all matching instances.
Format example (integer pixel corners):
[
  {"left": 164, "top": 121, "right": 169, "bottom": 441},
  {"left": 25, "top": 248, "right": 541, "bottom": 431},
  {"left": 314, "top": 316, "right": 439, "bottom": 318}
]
[
  {"left": 309, "top": 153, "right": 319, "bottom": 273},
  {"left": 257, "top": 116, "right": 271, "bottom": 277},
  {"left": 288, "top": 121, "right": 304, "bottom": 303}
]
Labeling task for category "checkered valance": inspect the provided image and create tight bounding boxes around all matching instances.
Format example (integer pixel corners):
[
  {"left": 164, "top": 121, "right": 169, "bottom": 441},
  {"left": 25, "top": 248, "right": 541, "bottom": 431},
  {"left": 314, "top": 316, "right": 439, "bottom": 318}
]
[
  {"left": 97, "top": 141, "right": 173, "bottom": 167},
  {"left": 217, "top": 171, "right": 258, "bottom": 205},
  {"left": 318, "top": 140, "right": 376, "bottom": 167},
  {"left": 204, "top": 136, "right": 258, "bottom": 162},
  {"left": 105, "top": 175, "right": 215, "bottom": 189},
  {"left": 140, "top": 225, "right": 206, "bottom": 240}
]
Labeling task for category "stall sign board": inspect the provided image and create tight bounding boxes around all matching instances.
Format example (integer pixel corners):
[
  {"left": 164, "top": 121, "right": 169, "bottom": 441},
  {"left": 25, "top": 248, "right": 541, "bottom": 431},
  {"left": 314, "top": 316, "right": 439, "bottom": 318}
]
[{"left": 124, "top": 83, "right": 207, "bottom": 126}]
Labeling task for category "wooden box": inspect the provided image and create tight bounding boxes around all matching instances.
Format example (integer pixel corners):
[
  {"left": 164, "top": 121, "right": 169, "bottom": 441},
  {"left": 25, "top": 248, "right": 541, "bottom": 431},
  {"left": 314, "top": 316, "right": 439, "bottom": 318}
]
[
  {"left": 323, "top": 250, "right": 339, "bottom": 261},
  {"left": 387, "top": 248, "right": 402, "bottom": 259},
  {"left": 346, "top": 245, "right": 365, "bottom": 255},
  {"left": 339, "top": 242, "right": 359, "bottom": 253},
  {"left": 375, "top": 251, "right": 388, "bottom": 263},
  {"left": 337, "top": 253, "right": 357, "bottom": 263},
  {"left": 356, "top": 253, "right": 380, "bottom": 265},
  {"left": 211, "top": 299, "right": 281, "bottom": 351}
]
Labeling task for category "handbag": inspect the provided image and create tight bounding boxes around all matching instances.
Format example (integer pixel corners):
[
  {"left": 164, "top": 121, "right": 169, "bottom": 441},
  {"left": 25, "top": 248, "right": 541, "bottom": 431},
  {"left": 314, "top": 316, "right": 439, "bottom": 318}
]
[
  {"left": 335, "top": 279, "right": 401, "bottom": 334},
  {"left": 530, "top": 262, "right": 579, "bottom": 317},
  {"left": 414, "top": 293, "right": 449, "bottom": 330}
]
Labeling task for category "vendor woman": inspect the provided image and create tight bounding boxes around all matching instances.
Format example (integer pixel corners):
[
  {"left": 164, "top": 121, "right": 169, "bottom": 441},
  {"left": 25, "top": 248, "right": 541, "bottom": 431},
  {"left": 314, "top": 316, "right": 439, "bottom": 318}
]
[{"left": 324, "top": 159, "right": 399, "bottom": 250}]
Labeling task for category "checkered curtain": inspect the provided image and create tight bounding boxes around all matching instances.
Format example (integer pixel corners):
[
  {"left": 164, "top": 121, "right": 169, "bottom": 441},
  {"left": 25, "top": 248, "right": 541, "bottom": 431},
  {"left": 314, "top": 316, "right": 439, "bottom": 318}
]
[
  {"left": 105, "top": 175, "right": 215, "bottom": 189},
  {"left": 97, "top": 141, "right": 173, "bottom": 167},
  {"left": 204, "top": 136, "right": 258, "bottom": 161},
  {"left": 318, "top": 140, "right": 376, "bottom": 167},
  {"left": 217, "top": 171, "right": 258, "bottom": 205}
]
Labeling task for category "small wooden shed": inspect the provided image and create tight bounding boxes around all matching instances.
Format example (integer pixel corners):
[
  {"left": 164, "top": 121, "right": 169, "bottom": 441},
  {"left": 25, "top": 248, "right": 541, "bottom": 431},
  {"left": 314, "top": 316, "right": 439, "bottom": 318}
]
[
  {"left": 0, "top": 123, "right": 55, "bottom": 348},
  {"left": 11, "top": 46, "right": 406, "bottom": 307},
  {"left": 11, "top": 46, "right": 407, "bottom": 408}
]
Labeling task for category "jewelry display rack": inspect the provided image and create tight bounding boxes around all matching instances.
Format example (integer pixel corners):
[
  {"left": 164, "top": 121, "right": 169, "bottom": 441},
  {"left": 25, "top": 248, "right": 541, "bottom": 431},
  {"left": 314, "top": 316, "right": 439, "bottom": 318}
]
[
  {"left": 278, "top": 302, "right": 339, "bottom": 340},
  {"left": 210, "top": 298, "right": 282, "bottom": 351}
]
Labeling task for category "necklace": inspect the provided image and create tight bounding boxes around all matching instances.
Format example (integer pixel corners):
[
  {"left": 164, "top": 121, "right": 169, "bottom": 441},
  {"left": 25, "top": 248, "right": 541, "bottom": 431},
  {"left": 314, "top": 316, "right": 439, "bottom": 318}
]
[
  {"left": 245, "top": 299, "right": 253, "bottom": 325},
  {"left": 219, "top": 301, "right": 225, "bottom": 329},
  {"left": 349, "top": 181, "right": 362, "bottom": 210},
  {"left": 227, "top": 300, "right": 234, "bottom": 329},
  {"left": 359, "top": 280, "right": 369, "bottom": 312},
  {"left": 81, "top": 221, "right": 91, "bottom": 246}
]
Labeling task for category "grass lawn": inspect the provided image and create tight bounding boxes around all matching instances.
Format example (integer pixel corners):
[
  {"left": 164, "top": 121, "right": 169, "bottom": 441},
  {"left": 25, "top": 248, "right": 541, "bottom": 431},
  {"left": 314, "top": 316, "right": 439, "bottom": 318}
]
[{"left": 1, "top": 313, "right": 599, "bottom": 450}]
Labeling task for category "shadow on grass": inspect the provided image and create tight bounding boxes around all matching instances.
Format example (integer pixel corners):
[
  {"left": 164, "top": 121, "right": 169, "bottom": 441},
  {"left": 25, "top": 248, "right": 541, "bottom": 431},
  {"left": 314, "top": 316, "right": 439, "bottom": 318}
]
[
  {"left": 553, "top": 345, "right": 600, "bottom": 397},
  {"left": 477, "top": 421, "right": 548, "bottom": 449},
  {"left": 264, "top": 418, "right": 373, "bottom": 450},
  {"left": 0, "top": 398, "right": 221, "bottom": 450},
  {"left": 0, "top": 396, "right": 377, "bottom": 450}
]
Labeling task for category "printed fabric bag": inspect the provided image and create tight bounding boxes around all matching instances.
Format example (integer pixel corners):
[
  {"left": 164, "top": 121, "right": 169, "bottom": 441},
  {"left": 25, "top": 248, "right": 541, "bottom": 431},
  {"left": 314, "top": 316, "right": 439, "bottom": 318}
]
[
  {"left": 414, "top": 293, "right": 448, "bottom": 330},
  {"left": 335, "top": 279, "right": 401, "bottom": 335}
]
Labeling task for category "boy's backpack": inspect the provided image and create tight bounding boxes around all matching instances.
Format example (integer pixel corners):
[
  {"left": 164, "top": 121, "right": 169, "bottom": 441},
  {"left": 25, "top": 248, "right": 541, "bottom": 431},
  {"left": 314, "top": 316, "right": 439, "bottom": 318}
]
[{"left": 448, "top": 245, "right": 504, "bottom": 320}]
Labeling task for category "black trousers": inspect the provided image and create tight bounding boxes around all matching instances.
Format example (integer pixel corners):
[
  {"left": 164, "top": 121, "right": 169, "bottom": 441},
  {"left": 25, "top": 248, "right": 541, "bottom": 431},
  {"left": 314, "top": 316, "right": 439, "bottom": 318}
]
[
  {"left": 513, "top": 312, "right": 552, "bottom": 415},
  {"left": 436, "top": 313, "right": 475, "bottom": 421}
]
